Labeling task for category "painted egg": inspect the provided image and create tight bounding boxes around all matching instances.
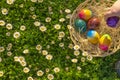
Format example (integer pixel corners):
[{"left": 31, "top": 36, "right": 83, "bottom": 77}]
[
  {"left": 78, "top": 9, "right": 93, "bottom": 21},
  {"left": 106, "top": 16, "right": 119, "bottom": 28},
  {"left": 87, "top": 30, "right": 100, "bottom": 44},
  {"left": 74, "top": 19, "right": 87, "bottom": 33},
  {"left": 99, "top": 34, "right": 112, "bottom": 51},
  {"left": 87, "top": 17, "right": 100, "bottom": 30}
]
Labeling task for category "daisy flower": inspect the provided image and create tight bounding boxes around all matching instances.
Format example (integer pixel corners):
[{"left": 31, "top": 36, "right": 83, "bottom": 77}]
[
  {"left": 6, "top": 23, "right": 13, "bottom": 30},
  {"left": 32, "top": 14, "right": 37, "bottom": 19},
  {"left": 6, "top": 32, "right": 11, "bottom": 36},
  {"left": 20, "top": 25, "right": 26, "bottom": 31},
  {"left": 81, "top": 57, "right": 86, "bottom": 62},
  {"left": 82, "top": 52, "right": 88, "bottom": 56},
  {"left": 36, "top": 44, "right": 42, "bottom": 50},
  {"left": 19, "top": 4, "right": 24, "bottom": 8},
  {"left": 59, "top": 31, "right": 65, "bottom": 38},
  {"left": 73, "top": 45, "right": 80, "bottom": 50},
  {"left": 14, "top": 56, "right": 20, "bottom": 62},
  {"left": 86, "top": 55, "right": 93, "bottom": 61},
  {"left": 0, "top": 47, "right": 5, "bottom": 53},
  {"left": 34, "top": 21, "right": 41, "bottom": 27},
  {"left": 46, "top": 54, "right": 53, "bottom": 60},
  {"left": 39, "top": 26, "right": 47, "bottom": 32},
  {"left": 71, "top": 58, "right": 78, "bottom": 63},
  {"left": 37, "top": 70, "right": 44, "bottom": 76},
  {"left": 54, "top": 24, "right": 61, "bottom": 30},
  {"left": 77, "top": 66, "right": 82, "bottom": 71},
  {"left": 59, "top": 43, "right": 64, "bottom": 47},
  {"left": 6, "top": 0, "right": 15, "bottom": 5},
  {"left": 0, "top": 71, "right": 4, "bottom": 77},
  {"left": 7, "top": 51, "right": 12, "bottom": 56},
  {"left": 23, "top": 49, "right": 29, "bottom": 54},
  {"left": 13, "top": 32, "right": 20, "bottom": 39},
  {"left": 20, "top": 61, "right": 27, "bottom": 67},
  {"left": 66, "top": 14, "right": 71, "bottom": 19},
  {"left": 42, "top": 50, "right": 48, "bottom": 55},
  {"left": 23, "top": 67, "right": 30, "bottom": 73},
  {"left": 45, "top": 68, "right": 50, "bottom": 73},
  {"left": 27, "top": 76, "right": 34, "bottom": 80},
  {"left": 29, "top": 7, "right": 35, "bottom": 11},
  {"left": 53, "top": 67, "right": 60, "bottom": 73},
  {"left": 74, "top": 50, "right": 80, "bottom": 56},
  {"left": 45, "top": 17, "right": 51, "bottom": 22},
  {"left": 0, "top": 20, "right": 5, "bottom": 26},
  {"left": 47, "top": 74, "right": 54, "bottom": 80},
  {"left": 68, "top": 43, "right": 73, "bottom": 49},
  {"left": 59, "top": 18, "right": 65, "bottom": 22},
  {"left": 1, "top": 8, "right": 8, "bottom": 15},
  {"left": 65, "top": 9, "right": 71, "bottom": 13}
]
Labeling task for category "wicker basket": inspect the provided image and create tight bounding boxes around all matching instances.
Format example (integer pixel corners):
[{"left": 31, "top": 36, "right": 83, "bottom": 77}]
[{"left": 69, "top": 0, "right": 120, "bottom": 57}]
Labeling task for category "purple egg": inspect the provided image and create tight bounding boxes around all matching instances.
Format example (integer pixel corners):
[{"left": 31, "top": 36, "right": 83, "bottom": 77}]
[{"left": 106, "top": 16, "right": 119, "bottom": 28}]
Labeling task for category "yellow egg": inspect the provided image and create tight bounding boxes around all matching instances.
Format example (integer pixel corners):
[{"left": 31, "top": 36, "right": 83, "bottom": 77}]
[{"left": 99, "top": 34, "right": 112, "bottom": 51}]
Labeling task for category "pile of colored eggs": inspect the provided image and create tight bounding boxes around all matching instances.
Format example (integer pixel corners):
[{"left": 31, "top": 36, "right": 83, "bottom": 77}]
[{"left": 74, "top": 9, "right": 112, "bottom": 51}]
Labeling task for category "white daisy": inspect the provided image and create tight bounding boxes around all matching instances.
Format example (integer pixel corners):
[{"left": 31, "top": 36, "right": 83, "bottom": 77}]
[
  {"left": 19, "top": 4, "right": 24, "bottom": 8},
  {"left": 86, "top": 55, "right": 93, "bottom": 61},
  {"left": 34, "top": 21, "right": 41, "bottom": 27},
  {"left": 53, "top": 67, "right": 60, "bottom": 73},
  {"left": 31, "top": 14, "right": 37, "bottom": 19},
  {"left": 37, "top": 70, "right": 44, "bottom": 76},
  {"left": 14, "top": 56, "right": 20, "bottom": 62},
  {"left": 45, "top": 68, "right": 50, "bottom": 73},
  {"left": 74, "top": 50, "right": 80, "bottom": 56},
  {"left": 71, "top": 58, "right": 78, "bottom": 63},
  {"left": 39, "top": 26, "right": 47, "bottom": 32},
  {"left": 59, "top": 18, "right": 65, "bottom": 22},
  {"left": 1, "top": 8, "right": 8, "bottom": 15},
  {"left": 82, "top": 52, "right": 88, "bottom": 56},
  {"left": 42, "top": 50, "right": 48, "bottom": 55},
  {"left": 29, "top": 7, "right": 35, "bottom": 11},
  {"left": 27, "top": 76, "right": 34, "bottom": 80},
  {"left": 0, "top": 71, "right": 4, "bottom": 77},
  {"left": 36, "top": 44, "right": 42, "bottom": 50},
  {"left": 81, "top": 57, "right": 85, "bottom": 62},
  {"left": 46, "top": 54, "right": 53, "bottom": 60},
  {"left": 23, "top": 49, "right": 29, "bottom": 54},
  {"left": 23, "top": 67, "right": 30, "bottom": 73},
  {"left": 47, "top": 74, "right": 54, "bottom": 80},
  {"left": 6, "top": 23, "right": 13, "bottom": 30},
  {"left": 54, "top": 24, "right": 61, "bottom": 30},
  {"left": 19, "top": 56, "right": 25, "bottom": 62},
  {"left": 77, "top": 66, "right": 81, "bottom": 71},
  {"left": 6, "top": 32, "right": 11, "bottom": 36},
  {"left": 13, "top": 32, "right": 20, "bottom": 39},
  {"left": 65, "top": 9, "right": 71, "bottom": 13},
  {"left": 0, "top": 47, "right": 5, "bottom": 53},
  {"left": 67, "top": 25, "right": 72, "bottom": 29},
  {"left": 0, "top": 20, "right": 5, "bottom": 26},
  {"left": 68, "top": 43, "right": 73, "bottom": 49},
  {"left": 20, "top": 61, "right": 27, "bottom": 67},
  {"left": 59, "top": 43, "right": 64, "bottom": 47},
  {"left": 73, "top": 45, "right": 80, "bottom": 50},
  {"left": 59, "top": 31, "right": 65, "bottom": 38},
  {"left": 20, "top": 25, "right": 26, "bottom": 31},
  {"left": 6, "top": 0, "right": 15, "bottom": 5},
  {"left": 45, "top": 17, "right": 51, "bottom": 22},
  {"left": 7, "top": 51, "right": 12, "bottom": 56}
]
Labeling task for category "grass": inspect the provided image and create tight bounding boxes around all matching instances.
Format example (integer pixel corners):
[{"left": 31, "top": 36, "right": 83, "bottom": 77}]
[{"left": 0, "top": 0, "right": 120, "bottom": 80}]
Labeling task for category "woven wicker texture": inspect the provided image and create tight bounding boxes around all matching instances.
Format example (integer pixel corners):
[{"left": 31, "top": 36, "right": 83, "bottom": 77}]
[{"left": 69, "top": 0, "right": 120, "bottom": 57}]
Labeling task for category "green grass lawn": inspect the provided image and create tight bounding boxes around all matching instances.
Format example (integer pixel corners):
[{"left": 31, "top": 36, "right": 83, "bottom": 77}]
[{"left": 0, "top": 0, "right": 120, "bottom": 80}]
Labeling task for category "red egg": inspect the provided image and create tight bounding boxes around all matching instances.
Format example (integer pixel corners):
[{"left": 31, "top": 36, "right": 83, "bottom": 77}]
[{"left": 87, "top": 17, "right": 100, "bottom": 30}]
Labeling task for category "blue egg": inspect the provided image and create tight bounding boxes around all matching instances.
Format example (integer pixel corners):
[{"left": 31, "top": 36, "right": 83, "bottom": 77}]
[
  {"left": 87, "top": 30, "right": 100, "bottom": 44},
  {"left": 74, "top": 19, "right": 87, "bottom": 33}
]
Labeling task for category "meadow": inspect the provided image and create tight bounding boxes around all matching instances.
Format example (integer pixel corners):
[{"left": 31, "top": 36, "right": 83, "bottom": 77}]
[{"left": 0, "top": 0, "right": 120, "bottom": 80}]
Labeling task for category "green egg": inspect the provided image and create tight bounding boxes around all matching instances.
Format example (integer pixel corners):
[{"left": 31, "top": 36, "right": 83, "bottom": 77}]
[{"left": 74, "top": 19, "right": 87, "bottom": 33}]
